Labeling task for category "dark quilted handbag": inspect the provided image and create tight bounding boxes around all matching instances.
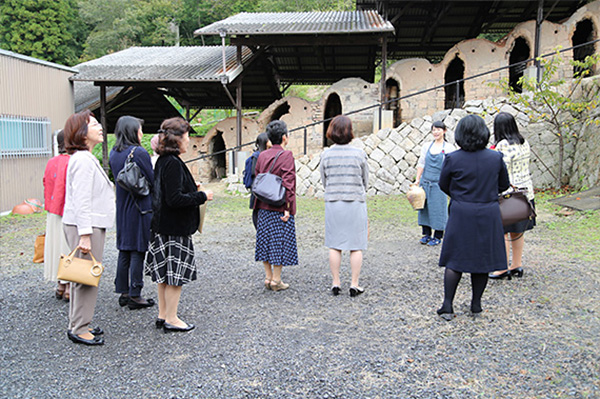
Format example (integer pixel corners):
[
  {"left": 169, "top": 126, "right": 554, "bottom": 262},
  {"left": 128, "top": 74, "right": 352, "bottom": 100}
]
[{"left": 499, "top": 187, "right": 536, "bottom": 226}]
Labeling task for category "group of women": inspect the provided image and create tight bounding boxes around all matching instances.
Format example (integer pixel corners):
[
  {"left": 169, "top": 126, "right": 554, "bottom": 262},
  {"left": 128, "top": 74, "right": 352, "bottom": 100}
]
[
  {"left": 43, "top": 111, "right": 213, "bottom": 345},
  {"left": 416, "top": 112, "right": 535, "bottom": 319},
  {"left": 42, "top": 108, "right": 535, "bottom": 345}
]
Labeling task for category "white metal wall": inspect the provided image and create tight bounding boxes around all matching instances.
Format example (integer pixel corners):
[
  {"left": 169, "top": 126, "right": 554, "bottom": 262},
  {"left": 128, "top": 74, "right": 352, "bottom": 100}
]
[{"left": 0, "top": 54, "right": 75, "bottom": 213}]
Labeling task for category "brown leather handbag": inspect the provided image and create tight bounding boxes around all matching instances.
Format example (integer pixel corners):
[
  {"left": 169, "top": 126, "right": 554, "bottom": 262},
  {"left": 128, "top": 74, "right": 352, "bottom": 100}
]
[
  {"left": 56, "top": 248, "right": 103, "bottom": 287},
  {"left": 499, "top": 187, "right": 536, "bottom": 226}
]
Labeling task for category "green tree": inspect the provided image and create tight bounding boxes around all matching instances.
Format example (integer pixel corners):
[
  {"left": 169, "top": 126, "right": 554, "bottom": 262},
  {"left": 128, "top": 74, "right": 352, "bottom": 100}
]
[
  {"left": 0, "top": 0, "right": 86, "bottom": 65},
  {"left": 79, "top": 0, "right": 181, "bottom": 61},
  {"left": 495, "top": 50, "right": 600, "bottom": 187}
]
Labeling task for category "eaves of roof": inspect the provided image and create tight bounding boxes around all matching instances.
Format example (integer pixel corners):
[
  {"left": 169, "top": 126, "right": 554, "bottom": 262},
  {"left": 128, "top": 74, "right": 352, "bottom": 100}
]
[
  {"left": 70, "top": 46, "right": 251, "bottom": 84},
  {"left": 194, "top": 10, "right": 394, "bottom": 36}
]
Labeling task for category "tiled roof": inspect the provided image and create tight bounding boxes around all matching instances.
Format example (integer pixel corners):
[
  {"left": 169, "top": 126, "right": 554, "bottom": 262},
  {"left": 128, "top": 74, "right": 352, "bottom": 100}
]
[
  {"left": 194, "top": 10, "right": 394, "bottom": 36},
  {"left": 71, "top": 46, "right": 251, "bottom": 82}
]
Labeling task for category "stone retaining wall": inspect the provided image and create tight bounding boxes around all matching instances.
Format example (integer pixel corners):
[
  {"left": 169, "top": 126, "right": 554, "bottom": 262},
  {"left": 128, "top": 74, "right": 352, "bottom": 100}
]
[{"left": 226, "top": 96, "right": 595, "bottom": 197}]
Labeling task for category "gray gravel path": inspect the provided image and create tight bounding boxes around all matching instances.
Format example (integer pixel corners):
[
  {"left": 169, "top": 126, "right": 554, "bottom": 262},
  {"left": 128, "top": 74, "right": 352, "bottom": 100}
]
[{"left": 1, "top": 196, "right": 599, "bottom": 399}]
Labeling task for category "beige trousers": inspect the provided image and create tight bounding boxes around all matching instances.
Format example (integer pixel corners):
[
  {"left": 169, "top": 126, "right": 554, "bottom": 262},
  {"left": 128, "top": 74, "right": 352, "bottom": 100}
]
[{"left": 63, "top": 225, "right": 106, "bottom": 336}]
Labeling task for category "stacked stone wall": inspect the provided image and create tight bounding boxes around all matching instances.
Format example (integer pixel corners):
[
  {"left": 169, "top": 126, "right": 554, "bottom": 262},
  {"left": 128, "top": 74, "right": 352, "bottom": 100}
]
[
  {"left": 571, "top": 76, "right": 600, "bottom": 189},
  {"left": 226, "top": 96, "right": 596, "bottom": 196}
]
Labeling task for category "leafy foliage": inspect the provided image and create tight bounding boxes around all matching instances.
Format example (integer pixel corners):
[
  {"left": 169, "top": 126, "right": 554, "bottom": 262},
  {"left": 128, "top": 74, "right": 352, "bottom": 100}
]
[
  {"left": 0, "top": 0, "right": 87, "bottom": 65},
  {"left": 493, "top": 50, "right": 600, "bottom": 187}
]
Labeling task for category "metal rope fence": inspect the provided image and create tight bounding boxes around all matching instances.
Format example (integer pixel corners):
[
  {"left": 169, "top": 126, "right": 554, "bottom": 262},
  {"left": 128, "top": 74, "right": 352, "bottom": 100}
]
[{"left": 185, "top": 38, "right": 600, "bottom": 165}]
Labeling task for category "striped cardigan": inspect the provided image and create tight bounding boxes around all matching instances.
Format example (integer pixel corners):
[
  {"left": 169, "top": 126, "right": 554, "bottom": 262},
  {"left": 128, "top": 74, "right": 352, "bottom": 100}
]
[{"left": 319, "top": 144, "right": 369, "bottom": 202}]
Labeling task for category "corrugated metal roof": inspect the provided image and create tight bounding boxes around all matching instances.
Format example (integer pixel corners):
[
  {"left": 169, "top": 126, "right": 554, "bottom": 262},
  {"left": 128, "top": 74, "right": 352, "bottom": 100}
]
[
  {"left": 194, "top": 10, "right": 394, "bottom": 36},
  {"left": 71, "top": 46, "right": 252, "bottom": 82},
  {"left": 0, "top": 48, "right": 77, "bottom": 73}
]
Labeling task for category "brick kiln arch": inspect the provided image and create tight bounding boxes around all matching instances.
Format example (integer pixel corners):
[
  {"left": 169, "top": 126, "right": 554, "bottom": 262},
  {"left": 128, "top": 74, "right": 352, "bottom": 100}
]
[
  {"left": 323, "top": 92, "right": 342, "bottom": 147},
  {"left": 444, "top": 55, "right": 465, "bottom": 109},
  {"left": 385, "top": 78, "right": 402, "bottom": 127},
  {"left": 509, "top": 37, "right": 531, "bottom": 93},
  {"left": 572, "top": 18, "right": 597, "bottom": 76}
]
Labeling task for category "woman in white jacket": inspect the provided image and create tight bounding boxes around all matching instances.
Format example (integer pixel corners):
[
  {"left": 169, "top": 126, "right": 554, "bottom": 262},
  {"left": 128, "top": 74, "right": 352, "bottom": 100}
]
[{"left": 62, "top": 110, "right": 115, "bottom": 346}]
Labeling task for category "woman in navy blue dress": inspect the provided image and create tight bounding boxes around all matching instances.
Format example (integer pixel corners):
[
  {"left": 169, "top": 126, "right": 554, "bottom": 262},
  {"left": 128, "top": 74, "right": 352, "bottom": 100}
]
[
  {"left": 109, "top": 116, "right": 155, "bottom": 309},
  {"left": 437, "top": 115, "right": 510, "bottom": 319}
]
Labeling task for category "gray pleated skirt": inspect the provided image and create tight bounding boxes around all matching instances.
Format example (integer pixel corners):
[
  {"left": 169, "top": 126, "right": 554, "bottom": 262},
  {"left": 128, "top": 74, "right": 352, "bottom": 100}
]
[{"left": 325, "top": 200, "right": 368, "bottom": 251}]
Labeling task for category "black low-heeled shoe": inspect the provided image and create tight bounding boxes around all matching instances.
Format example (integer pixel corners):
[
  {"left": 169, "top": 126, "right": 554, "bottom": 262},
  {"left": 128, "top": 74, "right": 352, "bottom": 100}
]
[
  {"left": 436, "top": 307, "right": 455, "bottom": 321},
  {"left": 331, "top": 286, "right": 341, "bottom": 296},
  {"left": 127, "top": 297, "right": 155, "bottom": 310},
  {"left": 163, "top": 322, "right": 195, "bottom": 333},
  {"left": 349, "top": 287, "right": 365, "bottom": 297},
  {"left": 156, "top": 318, "right": 165, "bottom": 329},
  {"left": 488, "top": 270, "right": 511, "bottom": 280},
  {"left": 510, "top": 267, "right": 524, "bottom": 278},
  {"left": 89, "top": 327, "right": 104, "bottom": 336},
  {"left": 67, "top": 331, "right": 104, "bottom": 346},
  {"left": 118, "top": 294, "right": 129, "bottom": 307}
]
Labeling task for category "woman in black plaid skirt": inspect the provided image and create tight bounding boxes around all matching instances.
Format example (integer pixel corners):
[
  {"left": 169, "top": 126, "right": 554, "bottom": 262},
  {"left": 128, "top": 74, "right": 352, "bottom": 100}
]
[{"left": 144, "top": 117, "right": 213, "bottom": 332}]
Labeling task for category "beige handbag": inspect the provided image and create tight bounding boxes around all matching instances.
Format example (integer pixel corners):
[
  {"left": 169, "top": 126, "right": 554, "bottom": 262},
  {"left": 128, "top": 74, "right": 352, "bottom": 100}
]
[
  {"left": 33, "top": 234, "right": 45, "bottom": 263},
  {"left": 56, "top": 248, "right": 103, "bottom": 287},
  {"left": 407, "top": 183, "right": 426, "bottom": 210}
]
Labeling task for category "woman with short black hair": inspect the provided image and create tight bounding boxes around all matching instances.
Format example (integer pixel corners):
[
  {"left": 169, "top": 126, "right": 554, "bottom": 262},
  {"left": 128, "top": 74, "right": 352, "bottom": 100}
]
[
  {"left": 254, "top": 120, "right": 298, "bottom": 291},
  {"left": 109, "top": 116, "right": 155, "bottom": 310},
  {"left": 320, "top": 115, "right": 369, "bottom": 296},
  {"left": 243, "top": 132, "right": 271, "bottom": 228},
  {"left": 490, "top": 112, "right": 536, "bottom": 279},
  {"left": 436, "top": 115, "right": 510, "bottom": 319},
  {"left": 144, "top": 117, "right": 213, "bottom": 332}
]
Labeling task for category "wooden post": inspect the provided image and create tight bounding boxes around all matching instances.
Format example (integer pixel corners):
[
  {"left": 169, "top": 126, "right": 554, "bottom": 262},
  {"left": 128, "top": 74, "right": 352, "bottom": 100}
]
[
  {"left": 380, "top": 34, "right": 388, "bottom": 131},
  {"left": 534, "top": 0, "right": 544, "bottom": 83},
  {"left": 100, "top": 85, "right": 109, "bottom": 174}
]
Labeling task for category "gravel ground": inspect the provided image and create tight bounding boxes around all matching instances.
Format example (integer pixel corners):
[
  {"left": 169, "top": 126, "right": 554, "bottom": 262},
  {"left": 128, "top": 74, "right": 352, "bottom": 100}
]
[{"left": 1, "top": 189, "right": 599, "bottom": 399}]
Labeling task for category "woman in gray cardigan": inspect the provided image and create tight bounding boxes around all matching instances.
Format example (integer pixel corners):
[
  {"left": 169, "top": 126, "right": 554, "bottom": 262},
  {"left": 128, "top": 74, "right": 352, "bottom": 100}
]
[
  {"left": 320, "top": 115, "right": 369, "bottom": 297},
  {"left": 62, "top": 110, "right": 115, "bottom": 346}
]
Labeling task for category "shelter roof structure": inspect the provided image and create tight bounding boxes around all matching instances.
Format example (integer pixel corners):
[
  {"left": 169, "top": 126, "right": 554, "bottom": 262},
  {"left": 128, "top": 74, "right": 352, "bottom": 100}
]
[
  {"left": 72, "top": 45, "right": 281, "bottom": 132},
  {"left": 356, "top": 0, "right": 589, "bottom": 61},
  {"left": 194, "top": 10, "right": 395, "bottom": 85}
]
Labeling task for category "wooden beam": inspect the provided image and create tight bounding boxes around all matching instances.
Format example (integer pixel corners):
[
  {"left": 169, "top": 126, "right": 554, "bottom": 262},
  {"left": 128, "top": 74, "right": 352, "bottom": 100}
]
[{"left": 231, "top": 34, "right": 386, "bottom": 47}]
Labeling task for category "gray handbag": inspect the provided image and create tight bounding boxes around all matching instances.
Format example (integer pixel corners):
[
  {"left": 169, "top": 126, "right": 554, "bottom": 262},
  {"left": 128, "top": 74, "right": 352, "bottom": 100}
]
[
  {"left": 116, "top": 147, "right": 150, "bottom": 197},
  {"left": 251, "top": 151, "right": 286, "bottom": 207}
]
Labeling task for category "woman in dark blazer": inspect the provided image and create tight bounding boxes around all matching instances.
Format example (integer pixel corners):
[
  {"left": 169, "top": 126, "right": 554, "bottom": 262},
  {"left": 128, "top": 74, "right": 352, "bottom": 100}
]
[
  {"left": 437, "top": 115, "right": 510, "bottom": 320},
  {"left": 254, "top": 120, "right": 298, "bottom": 291},
  {"left": 144, "top": 117, "right": 213, "bottom": 332},
  {"left": 109, "top": 116, "right": 155, "bottom": 309}
]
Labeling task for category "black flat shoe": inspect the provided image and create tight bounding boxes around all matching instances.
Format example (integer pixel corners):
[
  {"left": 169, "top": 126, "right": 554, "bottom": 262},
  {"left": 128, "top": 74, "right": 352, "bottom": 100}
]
[
  {"left": 67, "top": 331, "right": 104, "bottom": 346},
  {"left": 156, "top": 318, "right": 165, "bottom": 329},
  {"left": 510, "top": 267, "right": 524, "bottom": 278},
  {"left": 488, "top": 270, "right": 512, "bottom": 280},
  {"left": 163, "top": 322, "right": 195, "bottom": 333},
  {"left": 437, "top": 306, "right": 455, "bottom": 321},
  {"left": 127, "top": 297, "right": 155, "bottom": 310},
  {"left": 89, "top": 327, "right": 104, "bottom": 336},
  {"left": 349, "top": 287, "right": 364, "bottom": 297},
  {"left": 118, "top": 294, "right": 129, "bottom": 307},
  {"left": 331, "top": 286, "right": 341, "bottom": 296}
]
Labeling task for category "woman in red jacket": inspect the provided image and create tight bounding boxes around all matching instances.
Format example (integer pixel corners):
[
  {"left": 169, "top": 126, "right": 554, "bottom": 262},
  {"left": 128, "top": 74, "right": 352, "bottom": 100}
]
[
  {"left": 254, "top": 120, "right": 298, "bottom": 291},
  {"left": 43, "top": 130, "right": 71, "bottom": 300}
]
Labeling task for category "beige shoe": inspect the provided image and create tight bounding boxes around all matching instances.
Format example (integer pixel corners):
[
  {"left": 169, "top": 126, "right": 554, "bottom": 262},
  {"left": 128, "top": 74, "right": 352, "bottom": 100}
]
[
  {"left": 264, "top": 278, "right": 272, "bottom": 290},
  {"left": 270, "top": 280, "right": 289, "bottom": 291}
]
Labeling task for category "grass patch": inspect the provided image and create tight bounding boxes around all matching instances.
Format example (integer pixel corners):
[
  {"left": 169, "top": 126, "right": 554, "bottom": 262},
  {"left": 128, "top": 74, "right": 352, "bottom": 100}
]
[{"left": 534, "top": 190, "right": 600, "bottom": 263}]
